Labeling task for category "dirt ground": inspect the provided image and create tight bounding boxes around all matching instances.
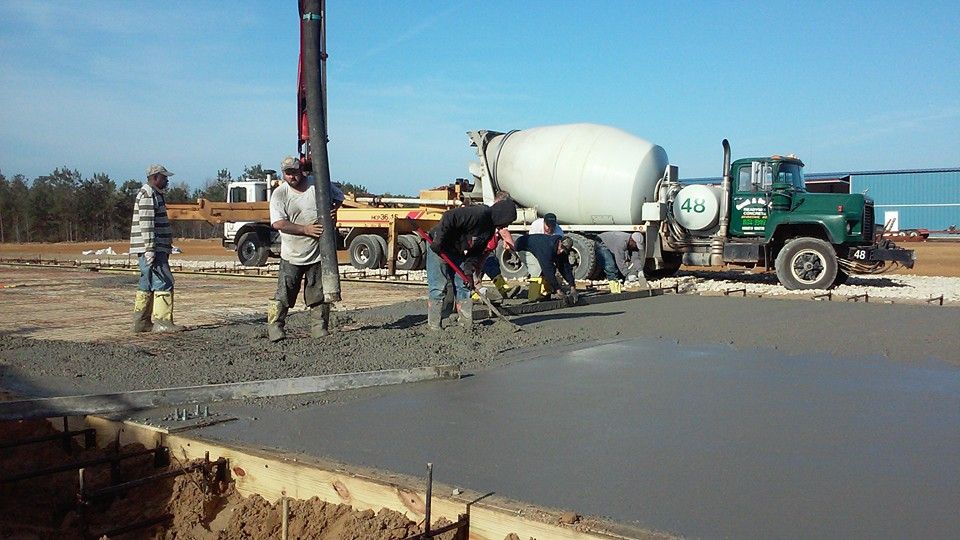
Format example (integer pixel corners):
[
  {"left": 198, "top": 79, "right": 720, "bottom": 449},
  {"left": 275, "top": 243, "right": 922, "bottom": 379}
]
[
  {"left": 0, "top": 418, "right": 453, "bottom": 540},
  {"left": 1, "top": 237, "right": 958, "bottom": 276}
]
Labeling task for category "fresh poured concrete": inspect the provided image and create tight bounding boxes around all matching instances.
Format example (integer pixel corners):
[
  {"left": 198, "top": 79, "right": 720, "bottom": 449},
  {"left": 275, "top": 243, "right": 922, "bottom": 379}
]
[{"left": 200, "top": 338, "right": 960, "bottom": 539}]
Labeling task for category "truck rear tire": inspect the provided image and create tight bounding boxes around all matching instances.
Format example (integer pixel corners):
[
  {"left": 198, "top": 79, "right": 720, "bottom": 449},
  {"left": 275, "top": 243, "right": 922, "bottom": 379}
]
[
  {"left": 237, "top": 231, "right": 270, "bottom": 267},
  {"left": 348, "top": 234, "right": 384, "bottom": 269},
  {"left": 567, "top": 233, "right": 598, "bottom": 281},
  {"left": 496, "top": 237, "right": 529, "bottom": 280},
  {"left": 396, "top": 234, "right": 423, "bottom": 271},
  {"left": 645, "top": 252, "right": 682, "bottom": 280},
  {"left": 774, "top": 238, "right": 838, "bottom": 290}
]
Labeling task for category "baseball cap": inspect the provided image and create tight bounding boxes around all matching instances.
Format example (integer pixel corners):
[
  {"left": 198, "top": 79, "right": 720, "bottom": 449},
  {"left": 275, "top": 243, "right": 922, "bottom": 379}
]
[
  {"left": 280, "top": 155, "right": 300, "bottom": 171},
  {"left": 631, "top": 232, "right": 644, "bottom": 246},
  {"left": 146, "top": 164, "right": 174, "bottom": 177},
  {"left": 544, "top": 213, "right": 558, "bottom": 226}
]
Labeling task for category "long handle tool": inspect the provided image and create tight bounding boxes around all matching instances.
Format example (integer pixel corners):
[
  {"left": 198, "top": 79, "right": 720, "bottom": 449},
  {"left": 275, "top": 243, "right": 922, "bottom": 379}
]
[{"left": 415, "top": 229, "right": 521, "bottom": 331}]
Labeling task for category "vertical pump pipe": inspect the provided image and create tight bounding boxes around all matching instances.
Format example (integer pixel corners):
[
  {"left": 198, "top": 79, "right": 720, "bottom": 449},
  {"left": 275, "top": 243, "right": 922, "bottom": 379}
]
[
  {"left": 710, "top": 139, "right": 732, "bottom": 266},
  {"left": 301, "top": 0, "right": 341, "bottom": 302}
]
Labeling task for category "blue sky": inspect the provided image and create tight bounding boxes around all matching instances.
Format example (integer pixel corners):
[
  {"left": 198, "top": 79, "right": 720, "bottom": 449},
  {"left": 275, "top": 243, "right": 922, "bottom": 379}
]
[{"left": 1, "top": 0, "right": 958, "bottom": 193}]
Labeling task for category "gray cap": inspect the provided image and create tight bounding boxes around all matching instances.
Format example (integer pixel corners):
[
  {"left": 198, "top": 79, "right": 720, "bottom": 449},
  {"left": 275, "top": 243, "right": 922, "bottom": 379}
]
[
  {"left": 280, "top": 155, "right": 300, "bottom": 171},
  {"left": 631, "top": 232, "right": 644, "bottom": 246},
  {"left": 146, "top": 164, "right": 174, "bottom": 178}
]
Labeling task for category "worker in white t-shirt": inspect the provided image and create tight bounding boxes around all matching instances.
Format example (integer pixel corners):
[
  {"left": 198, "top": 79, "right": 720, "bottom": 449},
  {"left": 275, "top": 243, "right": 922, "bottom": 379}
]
[{"left": 528, "top": 212, "right": 564, "bottom": 236}]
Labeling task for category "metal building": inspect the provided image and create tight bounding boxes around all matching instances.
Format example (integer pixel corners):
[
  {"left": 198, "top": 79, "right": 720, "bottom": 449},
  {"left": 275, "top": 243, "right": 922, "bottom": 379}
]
[{"left": 805, "top": 168, "right": 960, "bottom": 231}]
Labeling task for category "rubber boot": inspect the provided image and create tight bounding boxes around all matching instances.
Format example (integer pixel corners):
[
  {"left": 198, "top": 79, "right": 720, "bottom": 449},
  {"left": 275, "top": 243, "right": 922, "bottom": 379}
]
[
  {"left": 493, "top": 275, "right": 511, "bottom": 298},
  {"left": 132, "top": 290, "right": 154, "bottom": 333},
  {"left": 527, "top": 277, "right": 545, "bottom": 302},
  {"left": 456, "top": 297, "right": 474, "bottom": 327},
  {"left": 266, "top": 300, "right": 287, "bottom": 342},
  {"left": 608, "top": 280, "right": 623, "bottom": 294},
  {"left": 151, "top": 291, "right": 183, "bottom": 332},
  {"left": 310, "top": 304, "right": 331, "bottom": 338},
  {"left": 427, "top": 299, "right": 442, "bottom": 331}
]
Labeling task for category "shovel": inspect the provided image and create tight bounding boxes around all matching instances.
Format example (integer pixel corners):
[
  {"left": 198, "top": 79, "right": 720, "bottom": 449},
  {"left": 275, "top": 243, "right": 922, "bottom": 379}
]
[{"left": 415, "top": 229, "right": 521, "bottom": 332}]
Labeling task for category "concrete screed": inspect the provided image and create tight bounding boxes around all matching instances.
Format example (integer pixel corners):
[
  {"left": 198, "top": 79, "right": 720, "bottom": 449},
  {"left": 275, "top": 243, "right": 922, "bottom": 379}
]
[{"left": 1, "top": 268, "right": 960, "bottom": 537}]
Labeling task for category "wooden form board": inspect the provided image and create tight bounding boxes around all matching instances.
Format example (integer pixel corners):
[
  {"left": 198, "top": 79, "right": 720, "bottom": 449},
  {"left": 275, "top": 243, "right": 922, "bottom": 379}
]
[{"left": 84, "top": 416, "right": 670, "bottom": 540}]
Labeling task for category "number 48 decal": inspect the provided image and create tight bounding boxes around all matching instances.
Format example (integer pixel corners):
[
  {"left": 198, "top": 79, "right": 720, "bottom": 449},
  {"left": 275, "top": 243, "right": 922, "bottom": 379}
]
[{"left": 681, "top": 198, "right": 706, "bottom": 213}]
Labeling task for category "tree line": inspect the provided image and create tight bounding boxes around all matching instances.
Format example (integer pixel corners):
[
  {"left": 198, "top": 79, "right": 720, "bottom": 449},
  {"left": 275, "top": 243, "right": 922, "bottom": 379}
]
[{"left": 0, "top": 163, "right": 393, "bottom": 243}]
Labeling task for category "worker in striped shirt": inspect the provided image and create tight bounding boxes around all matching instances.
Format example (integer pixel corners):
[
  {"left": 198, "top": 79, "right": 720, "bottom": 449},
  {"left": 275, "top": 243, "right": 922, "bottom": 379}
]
[{"left": 130, "top": 164, "right": 181, "bottom": 333}]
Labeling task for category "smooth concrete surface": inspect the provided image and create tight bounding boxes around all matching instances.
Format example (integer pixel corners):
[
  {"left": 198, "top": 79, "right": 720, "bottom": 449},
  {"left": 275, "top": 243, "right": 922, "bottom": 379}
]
[{"left": 199, "top": 339, "right": 960, "bottom": 539}]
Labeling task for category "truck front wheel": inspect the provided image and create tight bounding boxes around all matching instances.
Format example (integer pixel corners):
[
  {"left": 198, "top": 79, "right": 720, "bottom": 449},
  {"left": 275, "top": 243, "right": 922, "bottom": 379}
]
[
  {"left": 237, "top": 231, "right": 270, "bottom": 267},
  {"left": 774, "top": 238, "right": 838, "bottom": 290}
]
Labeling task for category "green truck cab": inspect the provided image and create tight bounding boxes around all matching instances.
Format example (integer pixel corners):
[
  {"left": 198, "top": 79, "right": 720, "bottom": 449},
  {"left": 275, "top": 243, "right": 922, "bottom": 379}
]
[{"left": 723, "top": 155, "right": 915, "bottom": 289}]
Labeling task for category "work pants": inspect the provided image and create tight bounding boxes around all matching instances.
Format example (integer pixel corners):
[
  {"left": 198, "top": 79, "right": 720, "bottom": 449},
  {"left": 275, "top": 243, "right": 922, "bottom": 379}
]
[
  {"left": 595, "top": 244, "right": 622, "bottom": 281},
  {"left": 426, "top": 249, "right": 470, "bottom": 302},
  {"left": 137, "top": 252, "right": 174, "bottom": 292},
  {"left": 274, "top": 259, "right": 324, "bottom": 309}
]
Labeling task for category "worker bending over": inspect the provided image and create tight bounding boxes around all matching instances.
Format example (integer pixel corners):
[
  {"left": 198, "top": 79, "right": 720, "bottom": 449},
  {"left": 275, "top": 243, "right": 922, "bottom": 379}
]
[
  {"left": 130, "top": 164, "right": 181, "bottom": 333},
  {"left": 426, "top": 200, "right": 518, "bottom": 330},
  {"left": 515, "top": 234, "right": 578, "bottom": 303},
  {"left": 266, "top": 156, "right": 344, "bottom": 342},
  {"left": 597, "top": 231, "right": 646, "bottom": 293}
]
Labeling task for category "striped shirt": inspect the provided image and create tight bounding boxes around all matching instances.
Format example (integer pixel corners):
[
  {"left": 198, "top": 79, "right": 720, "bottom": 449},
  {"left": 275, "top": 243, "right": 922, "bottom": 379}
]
[{"left": 129, "top": 184, "right": 172, "bottom": 254}]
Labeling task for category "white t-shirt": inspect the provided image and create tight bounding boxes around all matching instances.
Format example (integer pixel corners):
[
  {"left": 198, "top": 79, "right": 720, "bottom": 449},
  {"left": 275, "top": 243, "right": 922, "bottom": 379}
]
[
  {"left": 269, "top": 178, "right": 345, "bottom": 265},
  {"left": 529, "top": 218, "right": 564, "bottom": 236}
]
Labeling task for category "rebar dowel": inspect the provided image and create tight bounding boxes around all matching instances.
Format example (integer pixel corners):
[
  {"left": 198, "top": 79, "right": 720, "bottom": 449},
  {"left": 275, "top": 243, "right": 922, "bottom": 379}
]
[
  {"left": 927, "top": 295, "right": 944, "bottom": 306},
  {"left": 724, "top": 288, "right": 747, "bottom": 296},
  {"left": 847, "top": 293, "right": 869, "bottom": 302},
  {"left": 424, "top": 463, "right": 433, "bottom": 535},
  {"left": 282, "top": 497, "right": 290, "bottom": 540},
  {"left": 0, "top": 446, "right": 163, "bottom": 483},
  {"left": 84, "top": 458, "right": 225, "bottom": 499},
  {"left": 0, "top": 428, "right": 96, "bottom": 450},
  {"left": 813, "top": 292, "right": 833, "bottom": 301}
]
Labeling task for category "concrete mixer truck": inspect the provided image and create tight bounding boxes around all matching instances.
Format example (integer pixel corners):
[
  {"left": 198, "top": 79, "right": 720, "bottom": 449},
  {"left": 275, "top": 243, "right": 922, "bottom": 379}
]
[{"left": 465, "top": 124, "right": 915, "bottom": 290}]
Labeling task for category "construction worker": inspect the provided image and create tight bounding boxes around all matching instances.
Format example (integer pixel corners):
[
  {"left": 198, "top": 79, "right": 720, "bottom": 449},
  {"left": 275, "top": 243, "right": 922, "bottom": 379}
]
[
  {"left": 597, "top": 231, "right": 646, "bottom": 293},
  {"left": 515, "top": 234, "right": 578, "bottom": 303},
  {"left": 265, "top": 156, "right": 344, "bottom": 342},
  {"left": 426, "top": 199, "right": 518, "bottom": 330},
  {"left": 528, "top": 212, "right": 564, "bottom": 236},
  {"left": 130, "top": 164, "right": 181, "bottom": 333}
]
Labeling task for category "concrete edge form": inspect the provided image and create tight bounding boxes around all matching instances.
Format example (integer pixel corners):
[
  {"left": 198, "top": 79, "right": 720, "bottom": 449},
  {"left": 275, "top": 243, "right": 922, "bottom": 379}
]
[
  {"left": 79, "top": 415, "right": 674, "bottom": 540},
  {"left": 0, "top": 365, "right": 460, "bottom": 421}
]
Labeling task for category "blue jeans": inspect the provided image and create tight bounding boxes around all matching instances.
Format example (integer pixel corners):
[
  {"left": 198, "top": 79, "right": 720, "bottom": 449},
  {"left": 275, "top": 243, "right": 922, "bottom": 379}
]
[
  {"left": 138, "top": 252, "right": 175, "bottom": 292},
  {"left": 482, "top": 254, "right": 501, "bottom": 279},
  {"left": 595, "top": 244, "right": 621, "bottom": 280},
  {"left": 426, "top": 248, "right": 470, "bottom": 301}
]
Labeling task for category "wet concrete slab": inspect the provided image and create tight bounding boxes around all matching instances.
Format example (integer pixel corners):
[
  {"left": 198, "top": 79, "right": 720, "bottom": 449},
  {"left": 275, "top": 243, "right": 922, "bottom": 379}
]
[{"left": 191, "top": 338, "right": 959, "bottom": 538}]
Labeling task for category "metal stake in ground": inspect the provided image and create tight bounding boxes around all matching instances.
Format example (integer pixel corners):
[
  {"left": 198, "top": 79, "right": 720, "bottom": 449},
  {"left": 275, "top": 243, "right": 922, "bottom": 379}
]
[{"left": 415, "top": 229, "right": 521, "bottom": 332}]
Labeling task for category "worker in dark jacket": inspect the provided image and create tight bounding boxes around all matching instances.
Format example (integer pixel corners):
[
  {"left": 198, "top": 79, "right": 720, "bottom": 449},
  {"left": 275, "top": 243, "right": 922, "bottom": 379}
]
[
  {"left": 426, "top": 199, "right": 517, "bottom": 330},
  {"left": 515, "top": 234, "right": 578, "bottom": 302}
]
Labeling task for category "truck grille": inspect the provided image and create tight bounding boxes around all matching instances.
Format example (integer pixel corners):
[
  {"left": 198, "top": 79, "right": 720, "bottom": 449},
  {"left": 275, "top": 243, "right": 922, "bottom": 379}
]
[{"left": 863, "top": 202, "right": 874, "bottom": 242}]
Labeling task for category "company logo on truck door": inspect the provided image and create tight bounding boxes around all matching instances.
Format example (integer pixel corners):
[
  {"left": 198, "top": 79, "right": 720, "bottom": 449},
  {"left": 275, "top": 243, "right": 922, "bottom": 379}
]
[{"left": 736, "top": 197, "right": 768, "bottom": 232}]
